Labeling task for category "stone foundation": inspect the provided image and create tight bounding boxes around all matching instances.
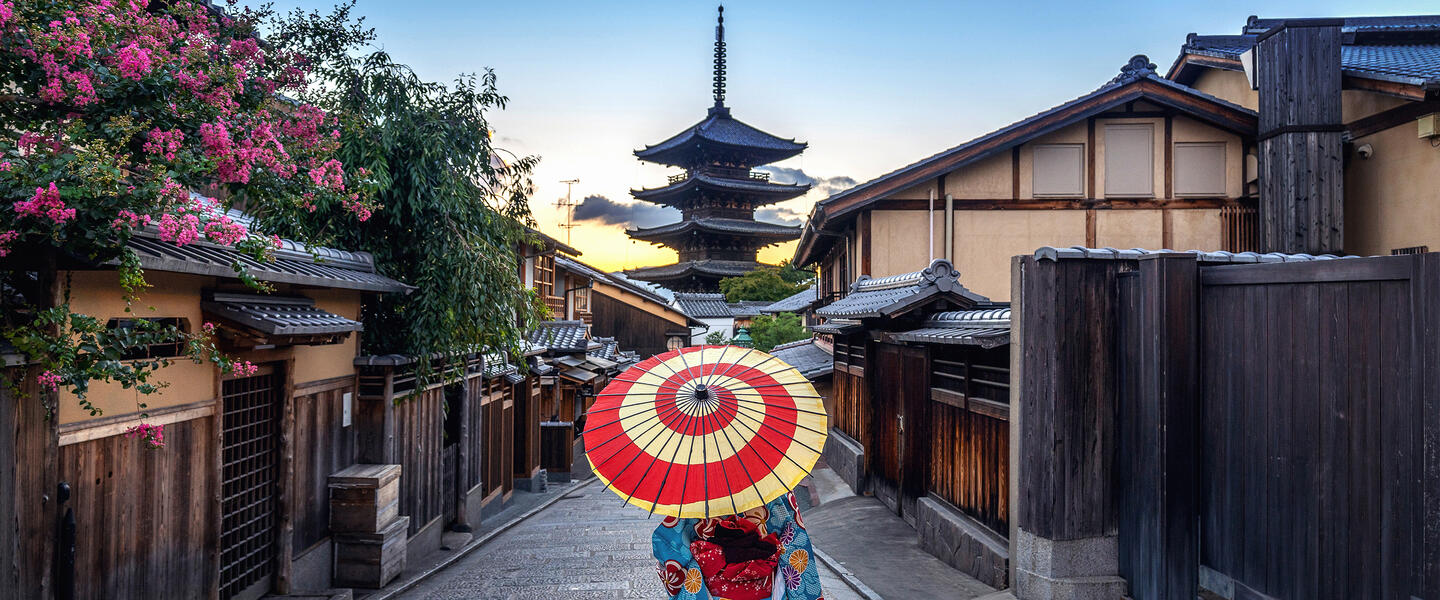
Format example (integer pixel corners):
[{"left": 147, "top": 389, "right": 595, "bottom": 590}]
[
  {"left": 822, "top": 429, "right": 866, "bottom": 494},
  {"left": 514, "top": 469, "right": 548, "bottom": 493},
  {"left": 915, "top": 496, "right": 1009, "bottom": 588},
  {"left": 1012, "top": 528, "right": 1127, "bottom": 600}
]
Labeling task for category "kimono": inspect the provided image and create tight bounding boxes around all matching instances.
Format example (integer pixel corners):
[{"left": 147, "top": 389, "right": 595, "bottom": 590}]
[{"left": 652, "top": 493, "right": 825, "bottom": 600}]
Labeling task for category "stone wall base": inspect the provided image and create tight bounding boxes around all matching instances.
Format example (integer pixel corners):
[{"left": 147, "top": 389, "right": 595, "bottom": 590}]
[
  {"left": 915, "top": 496, "right": 1009, "bottom": 588},
  {"left": 514, "top": 469, "right": 548, "bottom": 493},
  {"left": 290, "top": 538, "right": 334, "bottom": 592},
  {"left": 822, "top": 428, "right": 866, "bottom": 494},
  {"left": 1013, "top": 528, "right": 1127, "bottom": 600}
]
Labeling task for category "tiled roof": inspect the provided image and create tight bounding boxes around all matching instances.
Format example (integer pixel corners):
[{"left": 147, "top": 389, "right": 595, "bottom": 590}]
[
  {"left": 482, "top": 351, "right": 519, "bottom": 380},
  {"left": 811, "top": 319, "right": 863, "bottom": 335},
  {"left": 815, "top": 259, "right": 989, "bottom": 320},
  {"left": 674, "top": 293, "right": 734, "bottom": 318},
  {"left": 767, "top": 338, "right": 833, "bottom": 379},
  {"left": 761, "top": 285, "right": 819, "bottom": 314},
  {"left": 591, "top": 336, "right": 621, "bottom": 361},
  {"left": 1171, "top": 17, "right": 1440, "bottom": 86},
  {"left": 201, "top": 292, "right": 361, "bottom": 336},
  {"left": 631, "top": 173, "right": 809, "bottom": 205},
  {"left": 527, "top": 320, "right": 589, "bottom": 353},
  {"left": 628, "top": 218, "right": 802, "bottom": 243},
  {"left": 727, "top": 300, "right": 772, "bottom": 318},
  {"left": 1032, "top": 246, "right": 1364, "bottom": 263},
  {"left": 890, "top": 308, "right": 1012, "bottom": 348},
  {"left": 796, "top": 55, "right": 1258, "bottom": 266},
  {"left": 625, "top": 260, "right": 763, "bottom": 283},
  {"left": 127, "top": 231, "right": 411, "bottom": 293},
  {"left": 554, "top": 256, "right": 606, "bottom": 282},
  {"left": 636, "top": 106, "right": 806, "bottom": 167}
]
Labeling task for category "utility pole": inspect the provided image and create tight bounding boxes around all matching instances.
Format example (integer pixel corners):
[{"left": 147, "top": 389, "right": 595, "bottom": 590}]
[{"left": 555, "top": 178, "right": 580, "bottom": 245}]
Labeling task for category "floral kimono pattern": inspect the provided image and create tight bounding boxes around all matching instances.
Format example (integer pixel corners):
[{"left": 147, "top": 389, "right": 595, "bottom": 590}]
[{"left": 652, "top": 493, "right": 824, "bottom": 600}]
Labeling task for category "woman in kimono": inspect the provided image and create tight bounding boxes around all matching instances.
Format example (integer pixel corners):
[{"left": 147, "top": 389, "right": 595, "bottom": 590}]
[{"left": 652, "top": 492, "right": 824, "bottom": 600}]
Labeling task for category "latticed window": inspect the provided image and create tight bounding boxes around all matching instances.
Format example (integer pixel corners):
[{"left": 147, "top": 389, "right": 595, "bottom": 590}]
[
  {"left": 573, "top": 285, "right": 590, "bottom": 312},
  {"left": 1221, "top": 205, "right": 1258, "bottom": 253},
  {"left": 535, "top": 253, "right": 555, "bottom": 299}
]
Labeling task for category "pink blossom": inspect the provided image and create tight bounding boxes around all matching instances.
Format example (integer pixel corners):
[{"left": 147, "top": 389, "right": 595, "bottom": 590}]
[
  {"left": 232, "top": 361, "right": 259, "bottom": 377},
  {"left": 156, "top": 212, "right": 200, "bottom": 246},
  {"left": 36, "top": 370, "right": 62, "bottom": 391},
  {"left": 114, "top": 42, "right": 153, "bottom": 80},
  {"left": 124, "top": 423, "right": 165, "bottom": 449},
  {"left": 14, "top": 182, "right": 76, "bottom": 224},
  {"left": 143, "top": 128, "right": 183, "bottom": 160},
  {"left": 111, "top": 209, "right": 151, "bottom": 230},
  {"left": 0, "top": 161, "right": 11, "bottom": 171},
  {"left": 0, "top": 230, "right": 16, "bottom": 257}
]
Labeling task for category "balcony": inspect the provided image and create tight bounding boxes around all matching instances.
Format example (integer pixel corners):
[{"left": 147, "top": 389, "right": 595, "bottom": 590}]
[{"left": 666, "top": 168, "right": 772, "bottom": 185}]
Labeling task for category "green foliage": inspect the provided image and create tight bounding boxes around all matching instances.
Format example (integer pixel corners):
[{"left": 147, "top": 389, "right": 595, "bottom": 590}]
[
  {"left": 719, "top": 267, "right": 808, "bottom": 303},
  {"left": 748, "top": 313, "right": 807, "bottom": 352},
  {"left": 704, "top": 330, "right": 727, "bottom": 345},
  {"left": 776, "top": 260, "right": 816, "bottom": 285},
  {"left": 258, "top": 12, "right": 546, "bottom": 380}
]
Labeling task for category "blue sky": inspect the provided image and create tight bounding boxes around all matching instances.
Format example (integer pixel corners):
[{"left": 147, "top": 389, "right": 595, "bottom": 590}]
[{"left": 287, "top": 0, "right": 1436, "bottom": 270}]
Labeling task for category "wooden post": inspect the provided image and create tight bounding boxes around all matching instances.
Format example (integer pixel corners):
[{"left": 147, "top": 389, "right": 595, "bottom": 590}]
[
  {"left": 1, "top": 372, "right": 58, "bottom": 598},
  {"left": 357, "top": 369, "right": 397, "bottom": 464},
  {"left": 1013, "top": 256, "right": 1128, "bottom": 599},
  {"left": 1116, "top": 254, "right": 1200, "bottom": 600},
  {"left": 452, "top": 372, "right": 473, "bottom": 532},
  {"left": 1256, "top": 19, "right": 1344, "bottom": 254}
]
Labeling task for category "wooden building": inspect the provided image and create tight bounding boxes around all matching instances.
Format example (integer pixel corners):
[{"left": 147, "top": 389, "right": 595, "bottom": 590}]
[
  {"left": 556, "top": 256, "right": 695, "bottom": 357},
  {"left": 1168, "top": 16, "right": 1440, "bottom": 257},
  {"left": 793, "top": 55, "right": 1260, "bottom": 302},
  {"left": 812, "top": 259, "right": 1012, "bottom": 587},
  {"left": 0, "top": 223, "right": 412, "bottom": 599}
]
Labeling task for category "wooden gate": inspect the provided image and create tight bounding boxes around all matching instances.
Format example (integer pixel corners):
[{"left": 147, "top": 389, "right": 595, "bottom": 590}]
[
  {"left": 869, "top": 343, "right": 930, "bottom": 522},
  {"left": 1195, "top": 257, "right": 1432, "bottom": 600},
  {"left": 219, "top": 365, "right": 282, "bottom": 600}
]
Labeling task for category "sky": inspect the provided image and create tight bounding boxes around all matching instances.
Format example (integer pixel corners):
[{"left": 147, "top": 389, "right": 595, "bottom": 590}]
[{"left": 288, "top": 0, "right": 1435, "bottom": 272}]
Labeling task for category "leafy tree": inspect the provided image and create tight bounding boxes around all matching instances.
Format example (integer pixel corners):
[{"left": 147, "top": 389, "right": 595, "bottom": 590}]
[
  {"left": 258, "top": 6, "right": 545, "bottom": 378},
  {"left": 747, "top": 312, "right": 807, "bottom": 352},
  {"left": 0, "top": 1, "right": 373, "bottom": 412},
  {"left": 776, "top": 259, "right": 816, "bottom": 285},
  {"left": 704, "top": 330, "right": 727, "bottom": 345},
  {"left": 719, "top": 267, "right": 807, "bottom": 302}
]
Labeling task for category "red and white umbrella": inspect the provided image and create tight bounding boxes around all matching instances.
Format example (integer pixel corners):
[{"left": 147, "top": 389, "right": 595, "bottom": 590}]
[{"left": 583, "top": 345, "right": 828, "bottom": 518}]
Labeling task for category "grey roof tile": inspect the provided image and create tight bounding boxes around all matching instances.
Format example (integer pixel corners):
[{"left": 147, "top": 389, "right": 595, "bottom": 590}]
[
  {"left": 767, "top": 338, "right": 833, "bottom": 379},
  {"left": 891, "top": 308, "right": 1012, "bottom": 348},
  {"left": 635, "top": 106, "right": 806, "bottom": 167},
  {"left": 201, "top": 292, "right": 361, "bottom": 336},
  {"left": 815, "top": 259, "right": 989, "bottom": 320},
  {"left": 1032, "top": 246, "right": 1364, "bottom": 263},
  {"left": 632, "top": 173, "right": 809, "bottom": 204},
  {"left": 811, "top": 319, "right": 864, "bottom": 335},
  {"left": 628, "top": 218, "right": 802, "bottom": 241},
  {"left": 762, "top": 285, "right": 819, "bottom": 314},
  {"left": 527, "top": 320, "right": 590, "bottom": 353},
  {"left": 127, "top": 232, "right": 411, "bottom": 293},
  {"left": 627, "top": 260, "right": 763, "bottom": 283},
  {"left": 674, "top": 293, "right": 734, "bottom": 318}
]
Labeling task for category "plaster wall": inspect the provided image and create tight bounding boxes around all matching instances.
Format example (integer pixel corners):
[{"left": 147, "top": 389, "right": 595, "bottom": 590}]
[
  {"left": 1345, "top": 120, "right": 1440, "bottom": 256},
  {"left": 952, "top": 210, "right": 1088, "bottom": 301}
]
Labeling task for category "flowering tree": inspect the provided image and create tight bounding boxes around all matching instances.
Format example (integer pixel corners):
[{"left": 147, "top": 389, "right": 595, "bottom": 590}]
[{"left": 0, "top": 0, "right": 376, "bottom": 422}]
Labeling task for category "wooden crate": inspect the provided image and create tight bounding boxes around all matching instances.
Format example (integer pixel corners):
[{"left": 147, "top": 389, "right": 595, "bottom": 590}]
[
  {"left": 333, "top": 515, "right": 409, "bottom": 589},
  {"left": 328, "top": 464, "right": 401, "bottom": 533}
]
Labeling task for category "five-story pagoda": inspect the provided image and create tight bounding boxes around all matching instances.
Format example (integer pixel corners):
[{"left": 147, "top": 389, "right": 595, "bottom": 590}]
[{"left": 623, "top": 6, "right": 808, "bottom": 293}]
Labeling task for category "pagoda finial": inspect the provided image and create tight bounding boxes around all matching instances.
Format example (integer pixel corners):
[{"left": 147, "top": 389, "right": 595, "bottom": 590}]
[{"left": 712, "top": 5, "right": 726, "bottom": 108}]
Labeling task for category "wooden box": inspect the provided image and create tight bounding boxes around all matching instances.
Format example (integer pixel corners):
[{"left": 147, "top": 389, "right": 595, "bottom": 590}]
[
  {"left": 333, "top": 515, "right": 409, "bottom": 589},
  {"left": 328, "top": 464, "right": 401, "bottom": 533}
]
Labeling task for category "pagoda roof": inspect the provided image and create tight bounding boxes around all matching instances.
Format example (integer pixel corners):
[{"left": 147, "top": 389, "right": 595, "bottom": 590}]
[
  {"left": 635, "top": 106, "right": 807, "bottom": 168},
  {"left": 632, "top": 172, "right": 810, "bottom": 206},
  {"left": 627, "top": 218, "right": 801, "bottom": 245},
  {"left": 624, "top": 259, "right": 763, "bottom": 284}
]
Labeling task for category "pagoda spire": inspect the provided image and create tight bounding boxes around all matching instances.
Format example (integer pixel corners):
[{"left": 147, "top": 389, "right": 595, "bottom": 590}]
[{"left": 712, "top": 5, "right": 726, "bottom": 109}]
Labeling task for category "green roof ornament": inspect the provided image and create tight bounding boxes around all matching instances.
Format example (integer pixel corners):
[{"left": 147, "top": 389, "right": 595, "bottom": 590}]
[{"left": 732, "top": 327, "right": 753, "bottom": 348}]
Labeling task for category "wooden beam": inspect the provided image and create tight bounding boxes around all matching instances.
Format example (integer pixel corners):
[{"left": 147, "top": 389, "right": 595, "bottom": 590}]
[
  {"left": 1162, "top": 209, "right": 1174, "bottom": 249},
  {"left": 1086, "top": 209, "right": 1098, "bottom": 247},
  {"left": 1087, "top": 118, "right": 1097, "bottom": 199},
  {"left": 1163, "top": 115, "right": 1174, "bottom": 200},
  {"left": 57, "top": 399, "right": 217, "bottom": 446},
  {"left": 863, "top": 197, "right": 1250, "bottom": 211},
  {"left": 1346, "top": 99, "right": 1440, "bottom": 140},
  {"left": 1342, "top": 75, "right": 1427, "bottom": 101},
  {"left": 860, "top": 211, "right": 871, "bottom": 275},
  {"left": 1012, "top": 147, "right": 1021, "bottom": 201}
]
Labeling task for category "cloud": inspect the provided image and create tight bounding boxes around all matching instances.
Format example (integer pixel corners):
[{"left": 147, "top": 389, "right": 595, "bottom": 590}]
[
  {"left": 572, "top": 194, "right": 678, "bottom": 228},
  {"left": 755, "top": 206, "right": 807, "bottom": 227},
  {"left": 756, "top": 166, "right": 859, "bottom": 197}
]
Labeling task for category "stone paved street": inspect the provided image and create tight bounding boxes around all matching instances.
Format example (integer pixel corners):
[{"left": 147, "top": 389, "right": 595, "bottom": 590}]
[{"left": 397, "top": 479, "right": 861, "bottom": 600}]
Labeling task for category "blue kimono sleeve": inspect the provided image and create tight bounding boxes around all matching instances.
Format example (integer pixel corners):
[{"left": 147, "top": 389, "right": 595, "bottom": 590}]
[
  {"left": 652, "top": 515, "right": 711, "bottom": 600},
  {"left": 767, "top": 493, "right": 826, "bottom": 600}
]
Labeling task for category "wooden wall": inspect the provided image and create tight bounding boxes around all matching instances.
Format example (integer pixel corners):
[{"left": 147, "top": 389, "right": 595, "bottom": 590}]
[
  {"left": 474, "top": 376, "right": 513, "bottom": 500},
  {"left": 830, "top": 369, "right": 868, "bottom": 450},
  {"left": 290, "top": 376, "right": 356, "bottom": 553},
  {"left": 1, "top": 372, "right": 57, "bottom": 598},
  {"left": 927, "top": 346, "right": 1011, "bottom": 535},
  {"left": 514, "top": 379, "right": 540, "bottom": 479},
  {"left": 591, "top": 292, "right": 675, "bottom": 358},
  {"left": 59, "top": 414, "right": 218, "bottom": 600},
  {"left": 396, "top": 387, "right": 445, "bottom": 535}
]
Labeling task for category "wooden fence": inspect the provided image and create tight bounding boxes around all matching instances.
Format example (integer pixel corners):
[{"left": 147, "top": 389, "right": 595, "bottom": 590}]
[
  {"left": 1019, "top": 251, "right": 1440, "bottom": 600},
  {"left": 927, "top": 345, "right": 1010, "bottom": 535}
]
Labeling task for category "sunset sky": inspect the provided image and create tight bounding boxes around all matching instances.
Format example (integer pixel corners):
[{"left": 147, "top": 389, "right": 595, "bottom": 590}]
[{"left": 290, "top": 0, "right": 1434, "bottom": 272}]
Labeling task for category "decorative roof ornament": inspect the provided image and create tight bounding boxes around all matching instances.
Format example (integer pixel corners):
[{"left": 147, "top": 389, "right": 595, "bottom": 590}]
[
  {"left": 1109, "top": 54, "right": 1158, "bottom": 85},
  {"left": 713, "top": 5, "right": 727, "bottom": 109}
]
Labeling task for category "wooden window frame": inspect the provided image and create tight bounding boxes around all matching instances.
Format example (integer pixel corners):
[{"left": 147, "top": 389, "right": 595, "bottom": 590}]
[
  {"left": 1032, "top": 143, "right": 1086, "bottom": 198},
  {"left": 1173, "top": 141, "right": 1227, "bottom": 198},
  {"left": 1104, "top": 123, "right": 1156, "bottom": 199}
]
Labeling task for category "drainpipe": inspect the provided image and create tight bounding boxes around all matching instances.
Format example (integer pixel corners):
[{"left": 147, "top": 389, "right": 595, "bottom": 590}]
[
  {"left": 944, "top": 193, "right": 955, "bottom": 263},
  {"left": 928, "top": 189, "right": 935, "bottom": 262}
]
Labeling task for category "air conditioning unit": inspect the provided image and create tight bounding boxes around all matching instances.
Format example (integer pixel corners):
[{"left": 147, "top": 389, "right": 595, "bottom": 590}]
[{"left": 1418, "top": 113, "right": 1440, "bottom": 138}]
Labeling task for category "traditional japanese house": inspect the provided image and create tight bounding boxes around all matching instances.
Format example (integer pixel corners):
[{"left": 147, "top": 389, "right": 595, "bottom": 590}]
[
  {"left": 674, "top": 292, "right": 739, "bottom": 342},
  {"left": 813, "top": 259, "right": 1016, "bottom": 586},
  {"left": 557, "top": 256, "right": 696, "bottom": 356},
  {"left": 760, "top": 284, "right": 821, "bottom": 326},
  {"left": 793, "top": 55, "right": 1260, "bottom": 302},
  {"left": 623, "top": 7, "right": 808, "bottom": 292},
  {"left": 0, "top": 219, "right": 414, "bottom": 599},
  {"left": 1167, "top": 16, "right": 1440, "bottom": 257},
  {"left": 764, "top": 336, "right": 834, "bottom": 423}
]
